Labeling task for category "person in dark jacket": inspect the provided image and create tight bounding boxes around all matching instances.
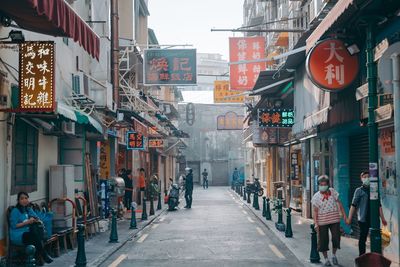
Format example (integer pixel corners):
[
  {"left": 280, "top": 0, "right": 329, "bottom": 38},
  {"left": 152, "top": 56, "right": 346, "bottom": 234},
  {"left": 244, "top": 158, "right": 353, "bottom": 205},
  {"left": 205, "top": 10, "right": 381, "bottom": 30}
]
[
  {"left": 9, "top": 192, "right": 53, "bottom": 266},
  {"left": 184, "top": 168, "right": 194, "bottom": 208},
  {"left": 120, "top": 169, "right": 133, "bottom": 209}
]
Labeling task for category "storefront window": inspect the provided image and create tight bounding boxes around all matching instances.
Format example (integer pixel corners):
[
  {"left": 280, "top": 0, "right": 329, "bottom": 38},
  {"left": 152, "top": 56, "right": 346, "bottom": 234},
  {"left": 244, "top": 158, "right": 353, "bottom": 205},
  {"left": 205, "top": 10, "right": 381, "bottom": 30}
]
[{"left": 11, "top": 118, "right": 39, "bottom": 194}]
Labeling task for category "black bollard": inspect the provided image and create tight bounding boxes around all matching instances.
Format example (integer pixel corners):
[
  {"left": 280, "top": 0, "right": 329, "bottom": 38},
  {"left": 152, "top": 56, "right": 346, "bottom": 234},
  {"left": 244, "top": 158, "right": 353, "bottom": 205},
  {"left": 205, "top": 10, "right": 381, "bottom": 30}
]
[
  {"left": 253, "top": 193, "right": 260, "bottom": 210},
  {"left": 285, "top": 208, "right": 293, "bottom": 238},
  {"left": 265, "top": 198, "right": 272, "bottom": 220},
  {"left": 275, "top": 199, "right": 285, "bottom": 232},
  {"left": 157, "top": 192, "right": 162, "bottom": 210},
  {"left": 149, "top": 196, "right": 155, "bottom": 216},
  {"left": 310, "top": 224, "right": 321, "bottom": 263},
  {"left": 25, "top": 245, "right": 36, "bottom": 267},
  {"left": 262, "top": 196, "right": 267, "bottom": 217},
  {"left": 75, "top": 224, "right": 87, "bottom": 267},
  {"left": 243, "top": 187, "right": 247, "bottom": 201},
  {"left": 109, "top": 209, "right": 118, "bottom": 243},
  {"left": 141, "top": 197, "right": 148, "bottom": 221},
  {"left": 247, "top": 191, "right": 251, "bottom": 204},
  {"left": 130, "top": 203, "right": 137, "bottom": 229}
]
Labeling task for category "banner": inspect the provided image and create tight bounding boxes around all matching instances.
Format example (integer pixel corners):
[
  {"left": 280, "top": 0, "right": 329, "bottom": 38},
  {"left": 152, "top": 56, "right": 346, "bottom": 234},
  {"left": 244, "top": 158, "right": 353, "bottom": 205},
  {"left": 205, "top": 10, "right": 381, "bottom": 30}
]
[
  {"left": 229, "top": 37, "right": 266, "bottom": 91},
  {"left": 19, "top": 42, "right": 55, "bottom": 111},
  {"left": 214, "top": 80, "right": 245, "bottom": 103},
  {"left": 144, "top": 49, "right": 197, "bottom": 85}
]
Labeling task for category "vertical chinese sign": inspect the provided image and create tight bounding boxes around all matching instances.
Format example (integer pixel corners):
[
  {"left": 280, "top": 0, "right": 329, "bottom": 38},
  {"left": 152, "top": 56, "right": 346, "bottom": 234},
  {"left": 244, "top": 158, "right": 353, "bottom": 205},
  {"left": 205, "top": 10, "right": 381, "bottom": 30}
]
[
  {"left": 306, "top": 39, "right": 359, "bottom": 92},
  {"left": 19, "top": 42, "right": 55, "bottom": 111},
  {"left": 99, "top": 141, "right": 111, "bottom": 179},
  {"left": 127, "top": 131, "right": 145, "bottom": 150},
  {"left": 229, "top": 37, "right": 266, "bottom": 91},
  {"left": 143, "top": 49, "right": 197, "bottom": 85},
  {"left": 214, "top": 80, "right": 245, "bottom": 103}
]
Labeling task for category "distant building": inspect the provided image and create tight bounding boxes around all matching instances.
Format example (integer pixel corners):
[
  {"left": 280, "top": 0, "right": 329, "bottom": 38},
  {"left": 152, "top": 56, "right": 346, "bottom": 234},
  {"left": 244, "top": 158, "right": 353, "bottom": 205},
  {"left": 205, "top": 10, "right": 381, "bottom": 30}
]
[{"left": 180, "top": 53, "right": 228, "bottom": 91}]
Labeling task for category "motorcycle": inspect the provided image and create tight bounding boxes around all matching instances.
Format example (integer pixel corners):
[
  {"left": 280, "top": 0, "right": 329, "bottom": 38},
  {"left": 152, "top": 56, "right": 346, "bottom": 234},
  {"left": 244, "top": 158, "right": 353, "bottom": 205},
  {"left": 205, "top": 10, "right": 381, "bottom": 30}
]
[
  {"left": 245, "top": 178, "right": 264, "bottom": 196},
  {"left": 167, "top": 183, "right": 180, "bottom": 211}
]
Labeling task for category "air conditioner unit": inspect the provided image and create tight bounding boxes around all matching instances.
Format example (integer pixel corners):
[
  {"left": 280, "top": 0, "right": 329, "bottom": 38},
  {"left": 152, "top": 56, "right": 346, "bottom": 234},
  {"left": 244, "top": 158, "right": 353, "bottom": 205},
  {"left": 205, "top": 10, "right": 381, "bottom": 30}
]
[
  {"left": 73, "top": 72, "right": 90, "bottom": 96},
  {"left": 62, "top": 121, "right": 76, "bottom": 135}
]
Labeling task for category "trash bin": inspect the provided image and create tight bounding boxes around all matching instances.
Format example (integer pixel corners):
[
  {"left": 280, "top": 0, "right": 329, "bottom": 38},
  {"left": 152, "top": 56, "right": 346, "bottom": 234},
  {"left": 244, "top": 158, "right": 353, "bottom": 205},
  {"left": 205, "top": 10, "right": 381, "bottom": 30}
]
[{"left": 355, "top": 253, "right": 391, "bottom": 267}]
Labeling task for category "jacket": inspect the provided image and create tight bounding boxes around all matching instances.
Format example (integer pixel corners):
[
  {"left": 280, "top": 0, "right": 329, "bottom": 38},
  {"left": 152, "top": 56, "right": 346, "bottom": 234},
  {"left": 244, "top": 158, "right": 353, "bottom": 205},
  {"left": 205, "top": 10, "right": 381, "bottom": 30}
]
[
  {"left": 185, "top": 173, "right": 194, "bottom": 191},
  {"left": 9, "top": 207, "right": 38, "bottom": 245}
]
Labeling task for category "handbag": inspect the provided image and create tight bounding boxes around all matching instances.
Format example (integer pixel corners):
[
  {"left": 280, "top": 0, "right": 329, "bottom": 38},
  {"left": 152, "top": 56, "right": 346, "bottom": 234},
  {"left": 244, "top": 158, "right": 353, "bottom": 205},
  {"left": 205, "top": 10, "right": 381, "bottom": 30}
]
[{"left": 29, "top": 221, "right": 48, "bottom": 240}]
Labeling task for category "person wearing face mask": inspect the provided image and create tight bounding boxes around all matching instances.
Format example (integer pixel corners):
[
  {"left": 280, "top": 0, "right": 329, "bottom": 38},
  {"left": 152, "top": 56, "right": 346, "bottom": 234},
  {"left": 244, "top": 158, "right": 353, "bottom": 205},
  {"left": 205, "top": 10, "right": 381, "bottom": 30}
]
[
  {"left": 346, "top": 171, "right": 387, "bottom": 256},
  {"left": 311, "top": 175, "right": 346, "bottom": 266}
]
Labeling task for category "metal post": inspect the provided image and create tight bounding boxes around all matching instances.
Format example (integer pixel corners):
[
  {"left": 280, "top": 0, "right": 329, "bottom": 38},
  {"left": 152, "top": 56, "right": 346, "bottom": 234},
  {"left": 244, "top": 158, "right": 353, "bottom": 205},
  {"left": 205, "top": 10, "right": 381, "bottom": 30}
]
[
  {"left": 130, "top": 203, "right": 137, "bottom": 229},
  {"left": 310, "top": 224, "right": 321, "bottom": 263},
  {"left": 109, "top": 209, "right": 118, "bottom": 243},
  {"left": 157, "top": 192, "right": 162, "bottom": 210},
  {"left": 149, "top": 196, "right": 155, "bottom": 216},
  {"left": 243, "top": 186, "right": 247, "bottom": 201},
  {"left": 365, "top": 22, "right": 381, "bottom": 253},
  {"left": 265, "top": 198, "right": 272, "bottom": 220},
  {"left": 75, "top": 225, "right": 87, "bottom": 267}
]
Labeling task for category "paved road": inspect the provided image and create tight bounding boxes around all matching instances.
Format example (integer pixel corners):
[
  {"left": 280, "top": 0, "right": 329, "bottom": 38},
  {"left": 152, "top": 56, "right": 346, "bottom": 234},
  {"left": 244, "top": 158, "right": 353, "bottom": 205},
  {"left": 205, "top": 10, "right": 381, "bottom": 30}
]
[{"left": 100, "top": 186, "right": 303, "bottom": 267}]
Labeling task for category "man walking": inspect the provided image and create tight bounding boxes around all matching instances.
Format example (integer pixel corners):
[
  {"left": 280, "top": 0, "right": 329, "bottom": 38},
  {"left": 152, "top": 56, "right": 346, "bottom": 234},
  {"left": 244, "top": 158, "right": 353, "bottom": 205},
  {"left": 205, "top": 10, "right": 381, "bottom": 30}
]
[
  {"left": 346, "top": 171, "right": 387, "bottom": 256},
  {"left": 202, "top": 168, "right": 209, "bottom": 189},
  {"left": 232, "top": 168, "right": 239, "bottom": 186},
  {"left": 184, "top": 167, "right": 193, "bottom": 208}
]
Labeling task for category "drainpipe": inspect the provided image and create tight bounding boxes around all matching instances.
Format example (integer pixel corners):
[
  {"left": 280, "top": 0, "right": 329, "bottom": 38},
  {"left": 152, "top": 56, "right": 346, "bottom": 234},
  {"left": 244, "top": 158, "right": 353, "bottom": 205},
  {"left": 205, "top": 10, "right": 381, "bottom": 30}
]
[
  {"left": 365, "top": 21, "right": 381, "bottom": 254},
  {"left": 111, "top": 0, "right": 119, "bottom": 110}
]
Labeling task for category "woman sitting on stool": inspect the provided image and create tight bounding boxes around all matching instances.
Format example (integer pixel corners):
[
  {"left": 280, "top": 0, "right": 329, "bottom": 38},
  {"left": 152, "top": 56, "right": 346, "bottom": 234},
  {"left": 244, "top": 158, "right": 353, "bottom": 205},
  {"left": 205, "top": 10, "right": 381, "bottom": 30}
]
[{"left": 9, "top": 192, "right": 53, "bottom": 266}]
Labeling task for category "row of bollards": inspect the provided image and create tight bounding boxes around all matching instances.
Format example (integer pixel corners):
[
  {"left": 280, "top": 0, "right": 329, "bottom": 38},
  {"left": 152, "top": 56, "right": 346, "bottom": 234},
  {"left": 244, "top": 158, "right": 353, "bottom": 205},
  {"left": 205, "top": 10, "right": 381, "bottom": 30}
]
[{"left": 232, "top": 185, "right": 320, "bottom": 264}]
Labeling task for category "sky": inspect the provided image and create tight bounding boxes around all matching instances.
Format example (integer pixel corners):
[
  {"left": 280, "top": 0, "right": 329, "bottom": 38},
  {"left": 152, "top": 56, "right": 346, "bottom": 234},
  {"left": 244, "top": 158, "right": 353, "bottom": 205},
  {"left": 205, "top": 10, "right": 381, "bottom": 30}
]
[{"left": 148, "top": 0, "right": 244, "bottom": 60}]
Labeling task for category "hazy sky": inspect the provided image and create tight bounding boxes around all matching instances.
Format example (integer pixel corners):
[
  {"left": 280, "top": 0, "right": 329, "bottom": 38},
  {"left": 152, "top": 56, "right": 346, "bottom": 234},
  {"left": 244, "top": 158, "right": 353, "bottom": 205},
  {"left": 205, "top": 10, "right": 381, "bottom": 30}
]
[{"left": 148, "top": 0, "right": 244, "bottom": 60}]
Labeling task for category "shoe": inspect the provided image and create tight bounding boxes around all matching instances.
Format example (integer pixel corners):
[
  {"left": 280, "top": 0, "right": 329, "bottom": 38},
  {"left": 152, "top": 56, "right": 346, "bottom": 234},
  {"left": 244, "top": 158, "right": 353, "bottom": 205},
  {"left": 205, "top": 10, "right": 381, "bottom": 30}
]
[
  {"left": 324, "top": 259, "right": 332, "bottom": 266},
  {"left": 43, "top": 253, "right": 53, "bottom": 264},
  {"left": 184, "top": 206, "right": 189, "bottom": 208},
  {"left": 331, "top": 256, "right": 338, "bottom": 265}
]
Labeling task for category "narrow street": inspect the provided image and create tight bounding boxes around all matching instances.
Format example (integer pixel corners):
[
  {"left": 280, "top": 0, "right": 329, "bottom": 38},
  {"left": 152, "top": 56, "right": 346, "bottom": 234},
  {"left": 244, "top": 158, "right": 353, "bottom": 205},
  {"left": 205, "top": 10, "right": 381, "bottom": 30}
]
[{"left": 101, "top": 186, "right": 302, "bottom": 267}]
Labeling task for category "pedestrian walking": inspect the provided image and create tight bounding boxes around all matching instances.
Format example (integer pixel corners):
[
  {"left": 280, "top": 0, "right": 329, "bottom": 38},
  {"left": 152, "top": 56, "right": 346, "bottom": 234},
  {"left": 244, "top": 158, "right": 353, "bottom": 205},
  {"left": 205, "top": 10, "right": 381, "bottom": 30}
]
[
  {"left": 232, "top": 167, "right": 239, "bottom": 186},
  {"left": 346, "top": 171, "right": 387, "bottom": 256},
  {"left": 137, "top": 168, "right": 146, "bottom": 204},
  {"left": 184, "top": 167, "right": 193, "bottom": 208},
  {"left": 311, "top": 175, "right": 347, "bottom": 266},
  {"left": 202, "top": 168, "right": 209, "bottom": 189},
  {"left": 120, "top": 169, "right": 133, "bottom": 209}
]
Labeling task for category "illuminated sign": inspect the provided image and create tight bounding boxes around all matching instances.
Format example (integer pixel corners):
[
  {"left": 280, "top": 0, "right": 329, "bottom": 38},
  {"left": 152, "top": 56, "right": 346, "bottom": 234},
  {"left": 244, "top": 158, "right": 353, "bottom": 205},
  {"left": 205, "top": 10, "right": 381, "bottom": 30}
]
[
  {"left": 148, "top": 138, "right": 164, "bottom": 148},
  {"left": 144, "top": 49, "right": 197, "bottom": 85},
  {"left": 214, "top": 80, "right": 245, "bottom": 103},
  {"left": 258, "top": 109, "right": 294, "bottom": 128},
  {"left": 19, "top": 42, "right": 55, "bottom": 111},
  {"left": 127, "top": 131, "right": 145, "bottom": 150},
  {"left": 186, "top": 102, "right": 195, "bottom": 126}
]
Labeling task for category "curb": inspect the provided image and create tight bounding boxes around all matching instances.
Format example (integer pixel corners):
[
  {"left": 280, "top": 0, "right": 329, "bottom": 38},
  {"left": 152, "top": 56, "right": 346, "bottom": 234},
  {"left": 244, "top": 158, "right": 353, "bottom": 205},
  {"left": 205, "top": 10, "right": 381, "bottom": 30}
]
[
  {"left": 88, "top": 208, "right": 168, "bottom": 267},
  {"left": 230, "top": 189, "right": 312, "bottom": 267}
]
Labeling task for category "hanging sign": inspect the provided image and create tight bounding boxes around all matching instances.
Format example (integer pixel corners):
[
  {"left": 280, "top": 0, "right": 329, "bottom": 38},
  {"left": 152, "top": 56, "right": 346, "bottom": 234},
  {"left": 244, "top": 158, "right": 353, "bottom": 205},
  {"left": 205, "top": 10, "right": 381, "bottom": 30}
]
[
  {"left": 143, "top": 49, "right": 197, "bottom": 85},
  {"left": 258, "top": 109, "right": 294, "bottom": 128},
  {"left": 306, "top": 39, "right": 359, "bottom": 92},
  {"left": 148, "top": 138, "right": 164, "bottom": 148},
  {"left": 217, "top": 111, "right": 244, "bottom": 130},
  {"left": 127, "top": 131, "right": 145, "bottom": 150},
  {"left": 99, "top": 141, "right": 110, "bottom": 179},
  {"left": 229, "top": 37, "right": 266, "bottom": 91},
  {"left": 19, "top": 41, "right": 55, "bottom": 111},
  {"left": 214, "top": 80, "right": 245, "bottom": 103},
  {"left": 186, "top": 102, "right": 195, "bottom": 126}
]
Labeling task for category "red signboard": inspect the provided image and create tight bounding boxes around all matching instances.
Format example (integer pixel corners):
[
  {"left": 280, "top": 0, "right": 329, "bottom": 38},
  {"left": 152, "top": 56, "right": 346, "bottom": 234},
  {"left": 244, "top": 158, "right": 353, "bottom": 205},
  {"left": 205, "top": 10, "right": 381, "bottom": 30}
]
[
  {"left": 306, "top": 39, "right": 359, "bottom": 92},
  {"left": 229, "top": 37, "right": 266, "bottom": 91},
  {"left": 148, "top": 138, "right": 164, "bottom": 148}
]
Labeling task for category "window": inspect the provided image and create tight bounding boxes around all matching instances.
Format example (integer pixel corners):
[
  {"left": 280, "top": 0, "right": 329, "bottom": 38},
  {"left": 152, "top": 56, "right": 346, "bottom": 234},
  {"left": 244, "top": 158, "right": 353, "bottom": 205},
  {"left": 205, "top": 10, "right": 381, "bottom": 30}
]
[{"left": 11, "top": 118, "right": 38, "bottom": 194}]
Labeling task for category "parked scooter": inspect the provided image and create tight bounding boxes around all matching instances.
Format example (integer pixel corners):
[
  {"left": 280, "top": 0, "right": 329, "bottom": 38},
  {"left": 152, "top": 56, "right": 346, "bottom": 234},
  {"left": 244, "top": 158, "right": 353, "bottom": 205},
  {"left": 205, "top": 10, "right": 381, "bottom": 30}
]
[
  {"left": 246, "top": 177, "right": 264, "bottom": 196},
  {"left": 167, "top": 183, "right": 180, "bottom": 211}
]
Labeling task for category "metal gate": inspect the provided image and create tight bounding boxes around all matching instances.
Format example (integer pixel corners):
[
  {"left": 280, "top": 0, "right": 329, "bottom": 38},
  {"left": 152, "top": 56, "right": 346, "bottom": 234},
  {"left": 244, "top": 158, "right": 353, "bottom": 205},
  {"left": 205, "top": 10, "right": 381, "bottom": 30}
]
[
  {"left": 211, "top": 161, "right": 229, "bottom": 186},
  {"left": 349, "top": 134, "right": 369, "bottom": 237}
]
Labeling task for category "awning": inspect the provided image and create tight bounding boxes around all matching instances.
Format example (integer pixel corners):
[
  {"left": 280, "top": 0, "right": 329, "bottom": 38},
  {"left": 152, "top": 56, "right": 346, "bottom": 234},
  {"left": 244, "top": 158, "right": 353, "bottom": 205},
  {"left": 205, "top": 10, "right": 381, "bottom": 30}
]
[
  {"left": 306, "top": 0, "right": 354, "bottom": 51},
  {"left": 1, "top": 0, "right": 100, "bottom": 60},
  {"left": 303, "top": 106, "right": 330, "bottom": 131},
  {"left": 57, "top": 102, "right": 103, "bottom": 133}
]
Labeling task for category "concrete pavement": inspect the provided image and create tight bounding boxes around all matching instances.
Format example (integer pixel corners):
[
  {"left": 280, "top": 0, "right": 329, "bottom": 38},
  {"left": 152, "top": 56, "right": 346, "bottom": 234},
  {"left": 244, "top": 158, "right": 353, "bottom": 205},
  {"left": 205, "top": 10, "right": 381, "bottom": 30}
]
[{"left": 101, "top": 186, "right": 303, "bottom": 267}]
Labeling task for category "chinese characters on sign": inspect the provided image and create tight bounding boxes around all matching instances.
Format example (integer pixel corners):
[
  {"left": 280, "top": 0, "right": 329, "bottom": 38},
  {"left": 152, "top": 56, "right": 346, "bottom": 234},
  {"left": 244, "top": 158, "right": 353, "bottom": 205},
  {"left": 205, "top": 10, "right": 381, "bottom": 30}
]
[
  {"left": 144, "top": 49, "right": 197, "bottom": 85},
  {"left": 258, "top": 109, "right": 294, "bottom": 128},
  {"left": 19, "top": 42, "right": 55, "bottom": 111},
  {"left": 148, "top": 138, "right": 164, "bottom": 148},
  {"left": 214, "top": 80, "right": 245, "bottom": 103},
  {"left": 217, "top": 111, "right": 244, "bottom": 130},
  {"left": 306, "top": 39, "right": 359, "bottom": 92},
  {"left": 127, "top": 131, "right": 145, "bottom": 150},
  {"left": 229, "top": 37, "right": 266, "bottom": 91}
]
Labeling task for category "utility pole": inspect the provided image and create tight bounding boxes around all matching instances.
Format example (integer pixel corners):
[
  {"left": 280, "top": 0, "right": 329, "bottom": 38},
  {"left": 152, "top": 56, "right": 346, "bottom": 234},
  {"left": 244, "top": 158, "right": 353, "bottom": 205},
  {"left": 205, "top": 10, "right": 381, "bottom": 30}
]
[{"left": 365, "top": 19, "right": 381, "bottom": 253}]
